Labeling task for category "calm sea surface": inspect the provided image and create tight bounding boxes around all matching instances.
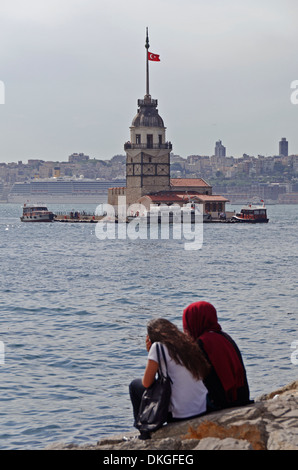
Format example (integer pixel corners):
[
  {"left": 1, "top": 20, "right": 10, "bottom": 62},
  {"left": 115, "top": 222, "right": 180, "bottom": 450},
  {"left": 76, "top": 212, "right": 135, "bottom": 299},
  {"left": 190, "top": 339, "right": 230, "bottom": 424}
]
[{"left": 0, "top": 202, "right": 297, "bottom": 449}]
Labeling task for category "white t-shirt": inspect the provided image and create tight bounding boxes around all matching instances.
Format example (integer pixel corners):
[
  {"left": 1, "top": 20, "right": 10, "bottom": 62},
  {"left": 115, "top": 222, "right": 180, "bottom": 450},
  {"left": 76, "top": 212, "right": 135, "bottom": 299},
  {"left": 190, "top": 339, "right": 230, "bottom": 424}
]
[{"left": 148, "top": 342, "right": 208, "bottom": 419}]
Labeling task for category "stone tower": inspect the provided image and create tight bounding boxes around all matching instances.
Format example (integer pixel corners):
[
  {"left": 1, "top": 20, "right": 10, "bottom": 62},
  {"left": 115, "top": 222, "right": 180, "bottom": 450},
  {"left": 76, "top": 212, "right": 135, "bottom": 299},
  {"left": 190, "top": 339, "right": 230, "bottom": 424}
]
[{"left": 124, "top": 29, "right": 172, "bottom": 206}]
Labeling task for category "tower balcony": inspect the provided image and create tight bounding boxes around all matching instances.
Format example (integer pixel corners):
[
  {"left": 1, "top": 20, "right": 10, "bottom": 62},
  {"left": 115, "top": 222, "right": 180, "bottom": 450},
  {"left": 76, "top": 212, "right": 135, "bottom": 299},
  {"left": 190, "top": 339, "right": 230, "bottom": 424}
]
[
  {"left": 137, "top": 98, "right": 158, "bottom": 107},
  {"left": 124, "top": 142, "right": 172, "bottom": 151}
]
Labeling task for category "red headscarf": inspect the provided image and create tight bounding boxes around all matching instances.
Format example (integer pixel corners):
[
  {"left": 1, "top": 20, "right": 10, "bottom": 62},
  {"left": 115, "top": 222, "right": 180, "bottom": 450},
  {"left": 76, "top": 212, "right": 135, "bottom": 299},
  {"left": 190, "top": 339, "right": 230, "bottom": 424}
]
[{"left": 183, "top": 301, "right": 245, "bottom": 402}]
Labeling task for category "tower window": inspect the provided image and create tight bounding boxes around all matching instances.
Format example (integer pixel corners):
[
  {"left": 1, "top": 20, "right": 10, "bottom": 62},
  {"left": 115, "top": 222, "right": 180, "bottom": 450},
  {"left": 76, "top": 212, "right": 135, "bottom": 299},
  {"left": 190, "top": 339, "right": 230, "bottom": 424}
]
[
  {"left": 136, "top": 134, "right": 141, "bottom": 144},
  {"left": 147, "top": 134, "right": 153, "bottom": 148}
]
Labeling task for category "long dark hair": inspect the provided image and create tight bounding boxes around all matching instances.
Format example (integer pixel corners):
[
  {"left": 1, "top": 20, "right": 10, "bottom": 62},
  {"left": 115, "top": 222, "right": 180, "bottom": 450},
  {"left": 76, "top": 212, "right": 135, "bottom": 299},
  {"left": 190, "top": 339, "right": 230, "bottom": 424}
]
[{"left": 147, "top": 318, "right": 210, "bottom": 380}]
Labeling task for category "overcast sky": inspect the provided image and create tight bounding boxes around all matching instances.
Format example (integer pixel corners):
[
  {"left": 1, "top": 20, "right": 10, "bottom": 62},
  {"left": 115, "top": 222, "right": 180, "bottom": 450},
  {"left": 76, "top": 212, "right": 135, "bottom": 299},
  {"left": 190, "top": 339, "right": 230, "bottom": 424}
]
[{"left": 0, "top": 0, "right": 298, "bottom": 162}]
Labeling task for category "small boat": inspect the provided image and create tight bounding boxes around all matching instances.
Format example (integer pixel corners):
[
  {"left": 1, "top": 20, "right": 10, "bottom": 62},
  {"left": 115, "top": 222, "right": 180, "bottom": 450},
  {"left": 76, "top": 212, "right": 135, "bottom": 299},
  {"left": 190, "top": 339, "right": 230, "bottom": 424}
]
[
  {"left": 20, "top": 204, "right": 55, "bottom": 222},
  {"left": 232, "top": 201, "right": 269, "bottom": 223}
]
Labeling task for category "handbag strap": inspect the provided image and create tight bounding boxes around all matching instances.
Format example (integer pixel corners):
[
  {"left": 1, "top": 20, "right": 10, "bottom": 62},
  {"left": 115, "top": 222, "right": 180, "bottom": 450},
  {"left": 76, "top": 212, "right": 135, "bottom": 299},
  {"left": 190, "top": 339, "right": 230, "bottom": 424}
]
[{"left": 156, "top": 343, "right": 170, "bottom": 379}]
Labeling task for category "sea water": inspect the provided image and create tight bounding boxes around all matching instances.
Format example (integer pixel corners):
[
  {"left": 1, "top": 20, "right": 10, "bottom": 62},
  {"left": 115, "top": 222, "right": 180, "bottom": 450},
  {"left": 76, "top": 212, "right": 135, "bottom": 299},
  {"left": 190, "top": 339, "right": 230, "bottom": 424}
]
[{"left": 0, "top": 203, "right": 297, "bottom": 449}]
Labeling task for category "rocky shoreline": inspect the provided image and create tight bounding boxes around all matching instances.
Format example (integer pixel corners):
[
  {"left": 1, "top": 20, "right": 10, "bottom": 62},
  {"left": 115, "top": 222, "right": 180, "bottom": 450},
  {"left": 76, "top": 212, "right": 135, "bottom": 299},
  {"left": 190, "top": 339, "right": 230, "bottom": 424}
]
[{"left": 46, "top": 380, "right": 298, "bottom": 451}]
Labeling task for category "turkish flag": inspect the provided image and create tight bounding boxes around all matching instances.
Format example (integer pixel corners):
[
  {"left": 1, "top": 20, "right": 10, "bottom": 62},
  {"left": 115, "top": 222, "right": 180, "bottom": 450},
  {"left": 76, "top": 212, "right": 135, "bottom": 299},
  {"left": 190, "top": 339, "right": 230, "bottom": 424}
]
[{"left": 148, "top": 52, "right": 160, "bottom": 61}]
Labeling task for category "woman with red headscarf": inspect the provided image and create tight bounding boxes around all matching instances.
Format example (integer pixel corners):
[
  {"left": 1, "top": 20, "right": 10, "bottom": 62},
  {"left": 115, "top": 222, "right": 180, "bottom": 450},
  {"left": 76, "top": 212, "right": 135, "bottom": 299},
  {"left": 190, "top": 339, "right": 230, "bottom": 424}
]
[{"left": 183, "top": 301, "right": 252, "bottom": 411}]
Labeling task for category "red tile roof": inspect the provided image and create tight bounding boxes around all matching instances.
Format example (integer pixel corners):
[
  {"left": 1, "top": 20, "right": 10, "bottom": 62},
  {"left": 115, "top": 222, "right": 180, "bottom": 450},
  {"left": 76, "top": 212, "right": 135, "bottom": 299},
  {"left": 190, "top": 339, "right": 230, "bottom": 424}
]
[
  {"left": 193, "top": 195, "right": 229, "bottom": 202},
  {"left": 170, "top": 178, "right": 211, "bottom": 187},
  {"left": 139, "top": 192, "right": 229, "bottom": 203},
  {"left": 140, "top": 192, "right": 184, "bottom": 202}
]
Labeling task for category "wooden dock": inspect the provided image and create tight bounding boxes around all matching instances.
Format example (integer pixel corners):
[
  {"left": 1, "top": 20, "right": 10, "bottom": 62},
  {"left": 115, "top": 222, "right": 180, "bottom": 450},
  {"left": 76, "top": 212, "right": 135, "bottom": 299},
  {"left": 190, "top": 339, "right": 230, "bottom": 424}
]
[
  {"left": 53, "top": 209, "right": 237, "bottom": 224},
  {"left": 54, "top": 211, "right": 104, "bottom": 223}
]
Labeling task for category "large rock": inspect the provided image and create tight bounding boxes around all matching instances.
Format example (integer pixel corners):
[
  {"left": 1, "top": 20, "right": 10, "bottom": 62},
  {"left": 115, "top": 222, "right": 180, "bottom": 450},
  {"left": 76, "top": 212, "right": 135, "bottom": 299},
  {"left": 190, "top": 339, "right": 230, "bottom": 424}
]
[
  {"left": 45, "top": 380, "right": 298, "bottom": 451},
  {"left": 194, "top": 437, "right": 253, "bottom": 450}
]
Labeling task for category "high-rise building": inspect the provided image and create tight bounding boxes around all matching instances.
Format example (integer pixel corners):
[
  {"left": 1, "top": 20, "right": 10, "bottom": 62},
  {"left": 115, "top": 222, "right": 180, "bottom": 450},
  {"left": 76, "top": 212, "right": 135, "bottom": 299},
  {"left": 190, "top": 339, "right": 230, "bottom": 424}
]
[
  {"left": 279, "top": 138, "right": 288, "bottom": 157},
  {"left": 215, "top": 140, "right": 226, "bottom": 157}
]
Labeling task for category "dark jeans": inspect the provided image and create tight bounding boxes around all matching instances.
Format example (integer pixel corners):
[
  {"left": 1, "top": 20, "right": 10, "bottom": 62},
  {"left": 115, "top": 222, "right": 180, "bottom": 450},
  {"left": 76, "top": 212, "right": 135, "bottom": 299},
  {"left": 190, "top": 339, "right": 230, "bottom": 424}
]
[{"left": 129, "top": 378, "right": 146, "bottom": 427}]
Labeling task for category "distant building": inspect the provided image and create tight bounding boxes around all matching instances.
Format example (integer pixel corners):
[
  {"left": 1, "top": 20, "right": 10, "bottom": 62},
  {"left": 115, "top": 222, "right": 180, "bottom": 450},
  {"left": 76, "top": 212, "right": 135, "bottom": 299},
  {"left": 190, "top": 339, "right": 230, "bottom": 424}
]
[
  {"left": 54, "top": 167, "right": 60, "bottom": 178},
  {"left": 68, "top": 153, "right": 90, "bottom": 163},
  {"left": 215, "top": 140, "right": 226, "bottom": 157},
  {"left": 123, "top": 94, "right": 172, "bottom": 206},
  {"left": 279, "top": 138, "right": 288, "bottom": 157}
]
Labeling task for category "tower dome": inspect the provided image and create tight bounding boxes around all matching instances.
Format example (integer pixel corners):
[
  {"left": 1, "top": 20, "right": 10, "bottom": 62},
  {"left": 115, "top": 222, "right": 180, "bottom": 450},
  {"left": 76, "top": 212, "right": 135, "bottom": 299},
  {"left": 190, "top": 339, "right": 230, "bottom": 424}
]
[{"left": 131, "top": 95, "right": 164, "bottom": 128}]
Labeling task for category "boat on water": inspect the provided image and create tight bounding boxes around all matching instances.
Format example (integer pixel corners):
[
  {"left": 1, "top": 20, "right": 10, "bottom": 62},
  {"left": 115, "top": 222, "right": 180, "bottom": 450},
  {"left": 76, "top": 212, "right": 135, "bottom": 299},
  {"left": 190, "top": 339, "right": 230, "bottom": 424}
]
[
  {"left": 127, "top": 203, "right": 204, "bottom": 223},
  {"left": 8, "top": 177, "right": 125, "bottom": 203},
  {"left": 232, "top": 202, "right": 269, "bottom": 223},
  {"left": 20, "top": 204, "right": 55, "bottom": 222}
]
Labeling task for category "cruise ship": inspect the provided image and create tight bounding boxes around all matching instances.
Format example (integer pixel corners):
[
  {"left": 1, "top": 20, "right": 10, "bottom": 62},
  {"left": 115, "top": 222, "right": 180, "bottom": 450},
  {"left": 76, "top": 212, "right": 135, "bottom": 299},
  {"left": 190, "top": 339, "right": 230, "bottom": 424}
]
[{"left": 7, "top": 178, "right": 126, "bottom": 204}]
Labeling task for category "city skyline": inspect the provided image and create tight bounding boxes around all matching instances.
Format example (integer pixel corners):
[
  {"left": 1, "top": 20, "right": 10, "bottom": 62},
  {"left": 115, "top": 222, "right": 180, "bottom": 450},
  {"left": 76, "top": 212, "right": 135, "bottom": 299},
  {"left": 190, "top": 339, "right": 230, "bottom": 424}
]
[
  {"left": 0, "top": 135, "right": 293, "bottom": 166},
  {"left": 0, "top": 134, "right": 294, "bottom": 167},
  {"left": 0, "top": 0, "right": 298, "bottom": 163}
]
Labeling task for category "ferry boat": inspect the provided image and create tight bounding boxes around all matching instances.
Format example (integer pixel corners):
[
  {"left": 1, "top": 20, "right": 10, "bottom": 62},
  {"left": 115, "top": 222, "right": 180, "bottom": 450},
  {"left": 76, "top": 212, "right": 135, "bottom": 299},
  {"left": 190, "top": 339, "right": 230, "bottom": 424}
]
[
  {"left": 20, "top": 204, "right": 55, "bottom": 222},
  {"left": 8, "top": 178, "right": 126, "bottom": 203},
  {"left": 232, "top": 202, "right": 269, "bottom": 223}
]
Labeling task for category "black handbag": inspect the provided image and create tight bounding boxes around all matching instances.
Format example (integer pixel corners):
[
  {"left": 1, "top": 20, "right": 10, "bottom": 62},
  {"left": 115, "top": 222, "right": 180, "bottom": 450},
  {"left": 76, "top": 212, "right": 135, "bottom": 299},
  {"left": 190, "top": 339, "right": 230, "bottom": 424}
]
[{"left": 136, "top": 343, "right": 172, "bottom": 433}]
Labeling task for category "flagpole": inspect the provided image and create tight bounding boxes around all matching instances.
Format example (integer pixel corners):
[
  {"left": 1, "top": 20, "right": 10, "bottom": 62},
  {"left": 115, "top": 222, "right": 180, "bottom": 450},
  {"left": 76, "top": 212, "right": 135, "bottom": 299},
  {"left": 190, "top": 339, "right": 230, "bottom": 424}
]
[{"left": 145, "top": 27, "right": 150, "bottom": 96}]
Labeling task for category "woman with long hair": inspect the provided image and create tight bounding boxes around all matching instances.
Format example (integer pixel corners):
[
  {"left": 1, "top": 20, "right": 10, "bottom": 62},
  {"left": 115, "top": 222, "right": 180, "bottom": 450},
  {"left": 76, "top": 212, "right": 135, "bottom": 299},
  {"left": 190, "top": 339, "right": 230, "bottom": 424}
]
[{"left": 129, "top": 318, "right": 210, "bottom": 436}]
